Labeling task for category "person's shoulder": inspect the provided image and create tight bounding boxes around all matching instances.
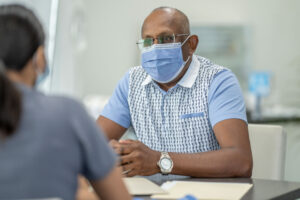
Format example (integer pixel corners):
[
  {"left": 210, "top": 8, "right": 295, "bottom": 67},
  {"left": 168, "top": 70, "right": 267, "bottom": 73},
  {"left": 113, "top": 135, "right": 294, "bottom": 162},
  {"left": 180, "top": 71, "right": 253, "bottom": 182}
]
[
  {"left": 129, "top": 65, "right": 144, "bottom": 74},
  {"left": 17, "top": 84, "right": 82, "bottom": 113},
  {"left": 117, "top": 66, "right": 145, "bottom": 82},
  {"left": 209, "top": 69, "right": 241, "bottom": 97},
  {"left": 213, "top": 69, "right": 236, "bottom": 80},
  {"left": 195, "top": 55, "right": 228, "bottom": 73},
  {"left": 50, "top": 95, "right": 85, "bottom": 113},
  {"left": 34, "top": 92, "right": 86, "bottom": 116},
  {"left": 19, "top": 87, "right": 89, "bottom": 131},
  {"left": 128, "top": 65, "right": 148, "bottom": 82}
]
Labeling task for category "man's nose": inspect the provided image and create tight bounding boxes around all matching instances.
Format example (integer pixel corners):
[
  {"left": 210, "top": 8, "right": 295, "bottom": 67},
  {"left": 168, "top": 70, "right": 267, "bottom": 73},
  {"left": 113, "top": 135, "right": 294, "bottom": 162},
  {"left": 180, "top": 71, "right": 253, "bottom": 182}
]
[{"left": 153, "top": 38, "right": 159, "bottom": 44}]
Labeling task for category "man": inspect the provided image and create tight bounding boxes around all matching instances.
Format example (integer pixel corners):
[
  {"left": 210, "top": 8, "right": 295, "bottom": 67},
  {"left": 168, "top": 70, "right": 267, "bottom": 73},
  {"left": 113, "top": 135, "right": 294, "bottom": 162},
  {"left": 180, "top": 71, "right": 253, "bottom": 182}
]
[{"left": 97, "top": 7, "right": 252, "bottom": 181}]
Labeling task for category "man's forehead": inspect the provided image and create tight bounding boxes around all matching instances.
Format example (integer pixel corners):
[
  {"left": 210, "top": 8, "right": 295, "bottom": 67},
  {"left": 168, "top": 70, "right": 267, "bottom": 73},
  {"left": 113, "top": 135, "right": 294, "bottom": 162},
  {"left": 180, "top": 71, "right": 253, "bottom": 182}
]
[{"left": 142, "top": 10, "right": 181, "bottom": 36}]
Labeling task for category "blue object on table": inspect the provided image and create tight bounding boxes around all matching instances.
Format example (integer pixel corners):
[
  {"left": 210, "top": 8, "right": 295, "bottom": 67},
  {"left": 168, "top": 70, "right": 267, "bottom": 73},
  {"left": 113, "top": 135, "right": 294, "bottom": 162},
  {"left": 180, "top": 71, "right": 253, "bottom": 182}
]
[
  {"left": 133, "top": 198, "right": 144, "bottom": 200},
  {"left": 178, "top": 194, "right": 198, "bottom": 200},
  {"left": 248, "top": 71, "right": 271, "bottom": 97}
]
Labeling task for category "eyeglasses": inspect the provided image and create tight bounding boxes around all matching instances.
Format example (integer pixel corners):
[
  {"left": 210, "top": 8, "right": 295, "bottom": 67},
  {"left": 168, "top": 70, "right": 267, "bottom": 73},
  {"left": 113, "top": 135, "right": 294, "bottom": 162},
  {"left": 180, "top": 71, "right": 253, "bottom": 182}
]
[{"left": 136, "top": 33, "right": 189, "bottom": 50}]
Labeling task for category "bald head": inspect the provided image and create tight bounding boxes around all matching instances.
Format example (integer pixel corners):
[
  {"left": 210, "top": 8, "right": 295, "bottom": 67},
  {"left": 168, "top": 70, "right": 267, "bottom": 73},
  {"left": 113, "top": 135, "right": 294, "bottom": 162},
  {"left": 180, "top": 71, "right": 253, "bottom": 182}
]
[
  {"left": 142, "top": 7, "right": 190, "bottom": 37},
  {"left": 139, "top": 7, "right": 199, "bottom": 87}
]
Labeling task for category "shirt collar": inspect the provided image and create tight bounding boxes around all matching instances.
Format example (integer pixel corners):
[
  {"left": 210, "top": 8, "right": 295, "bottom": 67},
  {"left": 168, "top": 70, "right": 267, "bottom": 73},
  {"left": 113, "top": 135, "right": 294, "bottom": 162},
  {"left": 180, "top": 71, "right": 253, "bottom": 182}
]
[
  {"left": 142, "top": 54, "right": 200, "bottom": 88},
  {"left": 177, "top": 54, "right": 200, "bottom": 88},
  {"left": 141, "top": 74, "right": 152, "bottom": 86}
]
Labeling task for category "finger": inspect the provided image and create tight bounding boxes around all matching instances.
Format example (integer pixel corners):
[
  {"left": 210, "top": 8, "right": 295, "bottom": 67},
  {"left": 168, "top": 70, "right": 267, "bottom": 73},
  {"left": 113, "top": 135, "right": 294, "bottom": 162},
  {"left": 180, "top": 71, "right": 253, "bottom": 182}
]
[
  {"left": 122, "top": 168, "right": 132, "bottom": 176},
  {"left": 118, "top": 145, "right": 131, "bottom": 155},
  {"left": 122, "top": 162, "right": 135, "bottom": 173},
  {"left": 113, "top": 144, "right": 133, "bottom": 155},
  {"left": 122, "top": 144, "right": 136, "bottom": 155},
  {"left": 121, "top": 154, "right": 134, "bottom": 165},
  {"left": 110, "top": 142, "right": 121, "bottom": 151},
  {"left": 126, "top": 169, "right": 139, "bottom": 177},
  {"left": 109, "top": 139, "right": 119, "bottom": 146},
  {"left": 119, "top": 139, "right": 137, "bottom": 144},
  {"left": 111, "top": 143, "right": 122, "bottom": 150},
  {"left": 113, "top": 146, "right": 122, "bottom": 155},
  {"left": 112, "top": 143, "right": 136, "bottom": 155},
  {"left": 120, "top": 146, "right": 124, "bottom": 155}
]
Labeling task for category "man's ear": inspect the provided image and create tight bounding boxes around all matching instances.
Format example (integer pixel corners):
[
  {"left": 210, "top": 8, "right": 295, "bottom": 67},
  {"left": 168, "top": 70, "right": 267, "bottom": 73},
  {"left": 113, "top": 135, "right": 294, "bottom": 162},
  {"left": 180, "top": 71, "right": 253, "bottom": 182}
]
[{"left": 188, "top": 35, "right": 198, "bottom": 54}]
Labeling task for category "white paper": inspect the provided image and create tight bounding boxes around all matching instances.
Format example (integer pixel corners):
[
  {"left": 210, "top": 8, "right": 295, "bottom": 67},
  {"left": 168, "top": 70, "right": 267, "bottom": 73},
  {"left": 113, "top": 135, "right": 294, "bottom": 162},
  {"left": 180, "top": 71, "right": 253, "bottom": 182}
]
[
  {"left": 151, "top": 181, "right": 253, "bottom": 200},
  {"left": 123, "top": 177, "right": 167, "bottom": 196}
]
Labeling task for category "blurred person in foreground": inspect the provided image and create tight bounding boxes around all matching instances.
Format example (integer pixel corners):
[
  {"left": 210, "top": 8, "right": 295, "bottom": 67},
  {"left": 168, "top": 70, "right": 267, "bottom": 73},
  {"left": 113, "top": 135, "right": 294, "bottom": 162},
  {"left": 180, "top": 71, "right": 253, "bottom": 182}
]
[{"left": 0, "top": 4, "right": 130, "bottom": 200}]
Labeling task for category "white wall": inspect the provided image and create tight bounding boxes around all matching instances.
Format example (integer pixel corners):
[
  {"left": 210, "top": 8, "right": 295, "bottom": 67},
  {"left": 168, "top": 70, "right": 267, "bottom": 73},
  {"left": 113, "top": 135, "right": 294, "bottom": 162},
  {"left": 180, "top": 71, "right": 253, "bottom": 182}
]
[
  {"left": 76, "top": 0, "right": 250, "bottom": 97},
  {"left": 1, "top": 0, "right": 299, "bottom": 106},
  {"left": 50, "top": 0, "right": 80, "bottom": 97},
  {"left": 73, "top": 0, "right": 300, "bottom": 110}
]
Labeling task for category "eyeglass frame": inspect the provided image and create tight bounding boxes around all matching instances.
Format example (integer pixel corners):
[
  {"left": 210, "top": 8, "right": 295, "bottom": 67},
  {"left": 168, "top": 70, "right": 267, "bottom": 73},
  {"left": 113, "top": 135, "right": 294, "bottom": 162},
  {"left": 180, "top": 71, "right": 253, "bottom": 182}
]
[{"left": 136, "top": 33, "right": 190, "bottom": 50}]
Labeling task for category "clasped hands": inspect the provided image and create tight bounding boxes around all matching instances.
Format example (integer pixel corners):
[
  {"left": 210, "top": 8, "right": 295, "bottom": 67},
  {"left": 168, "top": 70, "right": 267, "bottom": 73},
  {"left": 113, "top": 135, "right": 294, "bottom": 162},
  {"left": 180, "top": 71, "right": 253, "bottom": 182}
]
[{"left": 110, "top": 139, "right": 160, "bottom": 177}]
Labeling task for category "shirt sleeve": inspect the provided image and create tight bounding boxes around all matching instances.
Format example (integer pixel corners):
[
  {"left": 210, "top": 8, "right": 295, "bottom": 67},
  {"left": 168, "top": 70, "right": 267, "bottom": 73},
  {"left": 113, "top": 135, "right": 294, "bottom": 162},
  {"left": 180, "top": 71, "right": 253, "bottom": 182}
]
[
  {"left": 70, "top": 101, "right": 117, "bottom": 181},
  {"left": 100, "top": 71, "right": 131, "bottom": 128},
  {"left": 208, "top": 69, "right": 247, "bottom": 128}
]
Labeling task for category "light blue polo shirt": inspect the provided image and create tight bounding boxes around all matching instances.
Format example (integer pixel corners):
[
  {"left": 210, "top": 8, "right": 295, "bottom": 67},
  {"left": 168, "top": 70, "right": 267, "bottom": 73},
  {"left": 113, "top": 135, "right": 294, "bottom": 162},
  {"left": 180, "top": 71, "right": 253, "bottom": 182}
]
[{"left": 101, "top": 55, "right": 247, "bottom": 129}]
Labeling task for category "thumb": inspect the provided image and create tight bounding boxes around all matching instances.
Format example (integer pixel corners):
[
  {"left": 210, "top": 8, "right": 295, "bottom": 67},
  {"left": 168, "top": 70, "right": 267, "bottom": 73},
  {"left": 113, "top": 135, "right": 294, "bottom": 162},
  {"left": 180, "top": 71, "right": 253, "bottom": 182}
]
[{"left": 119, "top": 139, "right": 136, "bottom": 144}]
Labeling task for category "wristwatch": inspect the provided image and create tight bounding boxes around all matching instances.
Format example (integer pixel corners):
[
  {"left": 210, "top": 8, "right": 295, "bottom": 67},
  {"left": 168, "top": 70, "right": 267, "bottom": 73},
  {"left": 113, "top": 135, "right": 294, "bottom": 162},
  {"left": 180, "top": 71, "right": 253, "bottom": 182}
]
[{"left": 157, "top": 152, "right": 173, "bottom": 175}]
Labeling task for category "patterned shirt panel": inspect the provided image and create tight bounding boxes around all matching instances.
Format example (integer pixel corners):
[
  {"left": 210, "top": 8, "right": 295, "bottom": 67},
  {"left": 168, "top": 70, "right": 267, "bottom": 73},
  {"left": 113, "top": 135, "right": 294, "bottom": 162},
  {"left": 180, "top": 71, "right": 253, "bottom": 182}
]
[{"left": 128, "top": 56, "right": 225, "bottom": 153}]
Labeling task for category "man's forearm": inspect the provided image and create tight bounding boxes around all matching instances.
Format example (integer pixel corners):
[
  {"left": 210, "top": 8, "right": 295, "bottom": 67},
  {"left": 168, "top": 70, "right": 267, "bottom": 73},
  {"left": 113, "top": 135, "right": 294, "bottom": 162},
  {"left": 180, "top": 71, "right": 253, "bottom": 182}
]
[{"left": 169, "top": 147, "right": 252, "bottom": 178}]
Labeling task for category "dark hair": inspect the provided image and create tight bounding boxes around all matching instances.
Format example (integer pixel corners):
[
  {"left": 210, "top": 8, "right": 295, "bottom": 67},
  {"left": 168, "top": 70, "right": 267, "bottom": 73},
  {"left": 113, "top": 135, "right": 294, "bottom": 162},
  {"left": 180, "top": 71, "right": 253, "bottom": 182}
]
[
  {"left": 0, "top": 4, "right": 45, "bottom": 71},
  {"left": 0, "top": 61, "right": 22, "bottom": 136},
  {"left": 0, "top": 4, "right": 45, "bottom": 136}
]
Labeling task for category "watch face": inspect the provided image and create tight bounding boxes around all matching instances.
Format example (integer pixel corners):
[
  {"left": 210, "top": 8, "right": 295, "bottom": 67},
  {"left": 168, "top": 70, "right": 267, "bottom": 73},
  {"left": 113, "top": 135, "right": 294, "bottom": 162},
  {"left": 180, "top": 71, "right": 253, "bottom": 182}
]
[{"left": 160, "top": 158, "right": 172, "bottom": 170}]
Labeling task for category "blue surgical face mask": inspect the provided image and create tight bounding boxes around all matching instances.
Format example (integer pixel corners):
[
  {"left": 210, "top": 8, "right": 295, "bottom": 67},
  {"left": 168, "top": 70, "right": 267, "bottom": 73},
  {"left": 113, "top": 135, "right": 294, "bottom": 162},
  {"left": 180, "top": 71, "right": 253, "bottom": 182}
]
[{"left": 141, "top": 36, "right": 191, "bottom": 84}]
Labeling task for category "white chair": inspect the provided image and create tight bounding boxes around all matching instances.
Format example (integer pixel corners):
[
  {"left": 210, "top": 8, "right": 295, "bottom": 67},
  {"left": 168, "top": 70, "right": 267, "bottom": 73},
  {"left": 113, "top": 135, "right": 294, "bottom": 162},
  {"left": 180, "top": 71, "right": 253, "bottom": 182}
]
[{"left": 248, "top": 124, "right": 286, "bottom": 180}]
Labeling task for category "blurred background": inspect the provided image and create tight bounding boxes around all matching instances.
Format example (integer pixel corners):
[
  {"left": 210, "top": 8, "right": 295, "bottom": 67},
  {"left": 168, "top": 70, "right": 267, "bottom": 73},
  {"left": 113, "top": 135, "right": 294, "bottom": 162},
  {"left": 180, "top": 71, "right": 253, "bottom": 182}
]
[{"left": 0, "top": 0, "right": 299, "bottom": 182}]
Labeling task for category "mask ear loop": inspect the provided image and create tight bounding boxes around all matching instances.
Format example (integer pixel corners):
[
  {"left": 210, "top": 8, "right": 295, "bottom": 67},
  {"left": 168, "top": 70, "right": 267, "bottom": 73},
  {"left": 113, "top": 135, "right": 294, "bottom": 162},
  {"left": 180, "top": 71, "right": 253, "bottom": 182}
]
[
  {"left": 184, "top": 55, "right": 191, "bottom": 63},
  {"left": 175, "top": 34, "right": 192, "bottom": 65},
  {"left": 181, "top": 35, "right": 193, "bottom": 63},
  {"left": 181, "top": 35, "right": 192, "bottom": 46}
]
